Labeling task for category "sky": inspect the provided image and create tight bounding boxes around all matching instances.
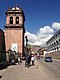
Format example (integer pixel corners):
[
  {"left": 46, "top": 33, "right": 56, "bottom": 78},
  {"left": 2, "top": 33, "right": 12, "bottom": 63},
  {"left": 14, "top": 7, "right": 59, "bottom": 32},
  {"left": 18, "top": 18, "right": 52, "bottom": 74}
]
[{"left": 0, "top": 0, "right": 60, "bottom": 47}]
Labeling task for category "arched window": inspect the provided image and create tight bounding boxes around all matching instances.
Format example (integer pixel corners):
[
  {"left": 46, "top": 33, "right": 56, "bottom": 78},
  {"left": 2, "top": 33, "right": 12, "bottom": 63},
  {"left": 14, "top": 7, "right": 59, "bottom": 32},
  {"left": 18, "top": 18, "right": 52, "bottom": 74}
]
[
  {"left": 56, "top": 40, "right": 58, "bottom": 44},
  {"left": 10, "top": 16, "right": 13, "bottom": 24},
  {"left": 16, "top": 17, "right": 19, "bottom": 24},
  {"left": 54, "top": 42, "right": 56, "bottom": 46},
  {"left": 59, "top": 39, "right": 60, "bottom": 41},
  {"left": 57, "top": 47, "right": 58, "bottom": 50}
]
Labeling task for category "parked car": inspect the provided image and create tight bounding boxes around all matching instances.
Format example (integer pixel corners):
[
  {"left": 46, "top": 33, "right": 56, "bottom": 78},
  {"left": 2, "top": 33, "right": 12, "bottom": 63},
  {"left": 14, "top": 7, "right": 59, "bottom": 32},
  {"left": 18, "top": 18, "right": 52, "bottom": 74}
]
[{"left": 45, "top": 57, "right": 52, "bottom": 62}]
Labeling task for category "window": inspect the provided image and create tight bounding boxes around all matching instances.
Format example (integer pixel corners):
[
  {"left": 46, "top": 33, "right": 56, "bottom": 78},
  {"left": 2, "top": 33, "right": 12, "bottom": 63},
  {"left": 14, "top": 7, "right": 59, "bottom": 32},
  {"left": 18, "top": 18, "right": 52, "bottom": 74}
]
[
  {"left": 57, "top": 47, "right": 58, "bottom": 50},
  {"left": 59, "top": 39, "right": 60, "bottom": 41},
  {"left": 56, "top": 40, "right": 58, "bottom": 44},
  {"left": 58, "top": 32, "right": 60, "bottom": 35},
  {"left": 54, "top": 42, "right": 56, "bottom": 46},
  {"left": 56, "top": 34, "right": 57, "bottom": 37},
  {"left": 10, "top": 16, "right": 13, "bottom": 24},
  {"left": 16, "top": 17, "right": 19, "bottom": 24}
]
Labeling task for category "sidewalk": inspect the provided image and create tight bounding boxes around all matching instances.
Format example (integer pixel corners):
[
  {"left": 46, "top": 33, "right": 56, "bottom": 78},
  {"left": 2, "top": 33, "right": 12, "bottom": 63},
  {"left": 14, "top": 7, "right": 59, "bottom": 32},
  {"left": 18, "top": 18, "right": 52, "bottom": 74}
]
[
  {"left": 0, "top": 59, "right": 43, "bottom": 80},
  {"left": 0, "top": 59, "right": 58, "bottom": 80}
]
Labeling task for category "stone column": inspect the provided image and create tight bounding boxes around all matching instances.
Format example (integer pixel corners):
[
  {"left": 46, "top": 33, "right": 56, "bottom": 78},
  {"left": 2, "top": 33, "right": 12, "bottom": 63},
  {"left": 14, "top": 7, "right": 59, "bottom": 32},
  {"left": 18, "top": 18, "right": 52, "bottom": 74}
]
[
  {"left": 13, "top": 16, "right": 16, "bottom": 24},
  {"left": 6, "top": 16, "right": 10, "bottom": 24},
  {"left": 19, "top": 16, "right": 23, "bottom": 25}
]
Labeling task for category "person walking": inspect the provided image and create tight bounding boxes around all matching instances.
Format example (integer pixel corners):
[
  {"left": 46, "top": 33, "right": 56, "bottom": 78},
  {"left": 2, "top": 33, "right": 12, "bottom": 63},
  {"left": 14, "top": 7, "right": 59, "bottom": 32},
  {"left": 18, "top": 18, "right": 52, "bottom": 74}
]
[
  {"left": 18, "top": 54, "right": 21, "bottom": 65},
  {"left": 31, "top": 55, "right": 35, "bottom": 66},
  {"left": 25, "top": 54, "right": 30, "bottom": 67}
]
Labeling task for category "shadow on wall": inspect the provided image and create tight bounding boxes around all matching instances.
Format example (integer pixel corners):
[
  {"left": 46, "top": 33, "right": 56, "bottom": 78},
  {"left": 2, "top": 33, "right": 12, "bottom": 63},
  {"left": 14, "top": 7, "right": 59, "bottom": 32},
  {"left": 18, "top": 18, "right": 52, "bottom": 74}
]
[{"left": 0, "top": 29, "right": 6, "bottom": 63}]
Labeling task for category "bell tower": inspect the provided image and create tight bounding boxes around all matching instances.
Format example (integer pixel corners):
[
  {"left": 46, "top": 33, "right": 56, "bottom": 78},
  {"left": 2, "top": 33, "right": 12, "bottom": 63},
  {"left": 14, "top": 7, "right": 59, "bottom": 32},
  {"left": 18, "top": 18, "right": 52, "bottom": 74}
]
[{"left": 4, "top": 5, "right": 25, "bottom": 57}]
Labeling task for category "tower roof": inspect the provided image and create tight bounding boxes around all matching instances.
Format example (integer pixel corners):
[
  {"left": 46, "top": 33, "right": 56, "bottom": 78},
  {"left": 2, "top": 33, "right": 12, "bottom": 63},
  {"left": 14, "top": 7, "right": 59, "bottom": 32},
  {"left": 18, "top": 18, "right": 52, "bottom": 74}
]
[
  {"left": 5, "top": 5, "right": 25, "bottom": 21},
  {"left": 7, "top": 5, "right": 24, "bottom": 13},
  {"left": 12, "top": 5, "right": 19, "bottom": 10}
]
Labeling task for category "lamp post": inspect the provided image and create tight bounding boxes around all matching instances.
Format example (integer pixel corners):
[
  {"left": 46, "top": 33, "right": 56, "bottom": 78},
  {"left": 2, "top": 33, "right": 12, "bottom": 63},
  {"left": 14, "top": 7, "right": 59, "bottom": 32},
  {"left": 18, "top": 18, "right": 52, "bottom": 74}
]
[{"left": 25, "top": 35, "right": 28, "bottom": 47}]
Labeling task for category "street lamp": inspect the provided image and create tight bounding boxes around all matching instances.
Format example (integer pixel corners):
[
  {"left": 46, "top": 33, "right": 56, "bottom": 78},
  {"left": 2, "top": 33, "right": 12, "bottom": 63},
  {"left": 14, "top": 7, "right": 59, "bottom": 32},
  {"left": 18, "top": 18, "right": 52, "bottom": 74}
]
[{"left": 25, "top": 35, "right": 28, "bottom": 47}]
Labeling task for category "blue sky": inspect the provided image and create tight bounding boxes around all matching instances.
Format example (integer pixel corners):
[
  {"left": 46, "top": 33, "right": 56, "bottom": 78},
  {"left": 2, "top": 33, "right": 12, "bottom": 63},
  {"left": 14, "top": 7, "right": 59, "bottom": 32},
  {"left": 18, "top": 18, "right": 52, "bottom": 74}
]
[{"left": 0, "top": 0, "right": 60, "bottom": 46}]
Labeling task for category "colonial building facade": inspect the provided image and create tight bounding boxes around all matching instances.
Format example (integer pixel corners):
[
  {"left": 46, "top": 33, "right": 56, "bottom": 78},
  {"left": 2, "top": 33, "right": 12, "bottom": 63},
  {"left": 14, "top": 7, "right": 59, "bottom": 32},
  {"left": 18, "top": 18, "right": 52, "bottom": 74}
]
[
  {"left": 46, "top": 29, "right": 60, "bottom": 53},
  {"left": 4, "top": 6, "right": 25, "bottom": 58}
]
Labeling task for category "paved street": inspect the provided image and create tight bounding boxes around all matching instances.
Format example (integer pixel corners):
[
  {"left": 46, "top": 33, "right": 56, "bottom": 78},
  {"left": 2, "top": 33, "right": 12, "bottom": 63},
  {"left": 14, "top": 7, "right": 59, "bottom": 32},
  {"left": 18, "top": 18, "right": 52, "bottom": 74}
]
[
  {"left": 0, "top": 58, "right": 60, "bottom": 80},
  {"left": 39, "top": 58, "right": 60, "bottom": 79}
]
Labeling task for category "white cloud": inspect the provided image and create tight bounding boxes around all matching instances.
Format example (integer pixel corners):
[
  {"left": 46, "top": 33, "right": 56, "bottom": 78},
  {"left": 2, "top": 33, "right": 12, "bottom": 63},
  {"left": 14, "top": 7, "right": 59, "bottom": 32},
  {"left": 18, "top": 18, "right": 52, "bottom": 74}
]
[
  {"left": 39, "top": 26, "right": 54, "bottom": 34},
  {"left": 37, "top": 26, "right": 54, "bottom": 39},
  {"left": 52, "top": 22, "right": 60, "bottom": 30},
  {"left": 25, "top": 22, "right": 60, "bottom": 47},
  {"left": 25, "top": 26, "right": 54, "bottom": 47},
  {"left": 25, "top": 31, "right": 37, "bottom": 43}
]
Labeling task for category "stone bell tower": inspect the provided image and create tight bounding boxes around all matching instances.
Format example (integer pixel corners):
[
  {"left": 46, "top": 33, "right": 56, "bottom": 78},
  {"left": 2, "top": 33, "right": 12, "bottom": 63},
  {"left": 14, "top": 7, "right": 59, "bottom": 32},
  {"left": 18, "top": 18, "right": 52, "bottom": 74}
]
[{"left": 4, "top": 5, "right": 25, "bottom": 57}]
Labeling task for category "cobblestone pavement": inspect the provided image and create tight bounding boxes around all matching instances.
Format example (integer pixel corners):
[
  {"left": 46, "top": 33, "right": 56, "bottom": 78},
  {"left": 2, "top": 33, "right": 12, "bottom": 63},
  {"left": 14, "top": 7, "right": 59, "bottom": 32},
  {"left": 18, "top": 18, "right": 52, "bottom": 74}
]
[{"left": 0, "top": 59, "right": 60, "bottom": 80}]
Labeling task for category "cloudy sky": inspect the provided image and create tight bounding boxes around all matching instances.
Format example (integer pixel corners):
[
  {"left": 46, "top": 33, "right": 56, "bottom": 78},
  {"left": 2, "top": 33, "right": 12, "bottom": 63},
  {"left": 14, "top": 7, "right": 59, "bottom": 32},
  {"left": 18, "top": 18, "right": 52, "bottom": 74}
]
[
  {"left": 0, "top": 0, "right": 60, "bottom": 47},
  {"left": 25, "top": 22, "right": 60, "bottom": 47}
]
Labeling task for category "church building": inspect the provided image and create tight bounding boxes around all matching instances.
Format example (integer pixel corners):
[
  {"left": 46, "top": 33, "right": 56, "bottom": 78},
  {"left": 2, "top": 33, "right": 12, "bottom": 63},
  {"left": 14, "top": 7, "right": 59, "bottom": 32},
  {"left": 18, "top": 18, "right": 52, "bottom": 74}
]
[{"left": 4, "top": 5, "right": 25, "bottom": 59}]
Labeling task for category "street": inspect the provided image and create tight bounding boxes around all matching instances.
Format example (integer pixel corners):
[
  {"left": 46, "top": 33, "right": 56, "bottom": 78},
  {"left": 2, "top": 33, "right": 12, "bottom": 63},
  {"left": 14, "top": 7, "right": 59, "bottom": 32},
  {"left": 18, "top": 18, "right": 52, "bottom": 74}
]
[
  {"left": 39, "top": 58, "right": 60, "bottom": 79},
  {"left": 0, "top": 58, "right": 60, "bottom": 80}
]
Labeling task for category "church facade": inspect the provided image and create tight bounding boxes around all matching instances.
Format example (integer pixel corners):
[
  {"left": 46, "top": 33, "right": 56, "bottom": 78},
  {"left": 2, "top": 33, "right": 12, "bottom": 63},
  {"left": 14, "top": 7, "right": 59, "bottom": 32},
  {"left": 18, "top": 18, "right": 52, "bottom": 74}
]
[{"left": 4, "top": 6, "right": 25, "bottom": 58}]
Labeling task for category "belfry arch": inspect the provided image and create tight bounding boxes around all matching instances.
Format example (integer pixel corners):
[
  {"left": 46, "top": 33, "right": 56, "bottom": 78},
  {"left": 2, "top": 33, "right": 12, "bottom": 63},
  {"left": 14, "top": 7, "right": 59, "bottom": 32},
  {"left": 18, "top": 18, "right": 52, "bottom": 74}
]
[
  {"left": 16, "top": 16, "right": 19, "bottom": 24},
  {"left": 10, "top": 16, "right": 13, "bottom": 24}
]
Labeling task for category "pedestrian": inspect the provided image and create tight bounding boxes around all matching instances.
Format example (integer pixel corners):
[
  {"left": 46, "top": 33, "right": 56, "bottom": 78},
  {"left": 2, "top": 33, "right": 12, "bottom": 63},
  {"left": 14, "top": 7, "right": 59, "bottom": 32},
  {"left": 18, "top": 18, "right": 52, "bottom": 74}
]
[
  {"left": 31, "top": 55, "right": 35, "bottom": 66},
  {"left": 25, "top": 54, "right": 29, "bottom": 67},
  {"left": 28, "top": 53, "right": 31, "bottom": 66},
  {"left": 18, "top": 54, "right": 21, "bottom": 65}
]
